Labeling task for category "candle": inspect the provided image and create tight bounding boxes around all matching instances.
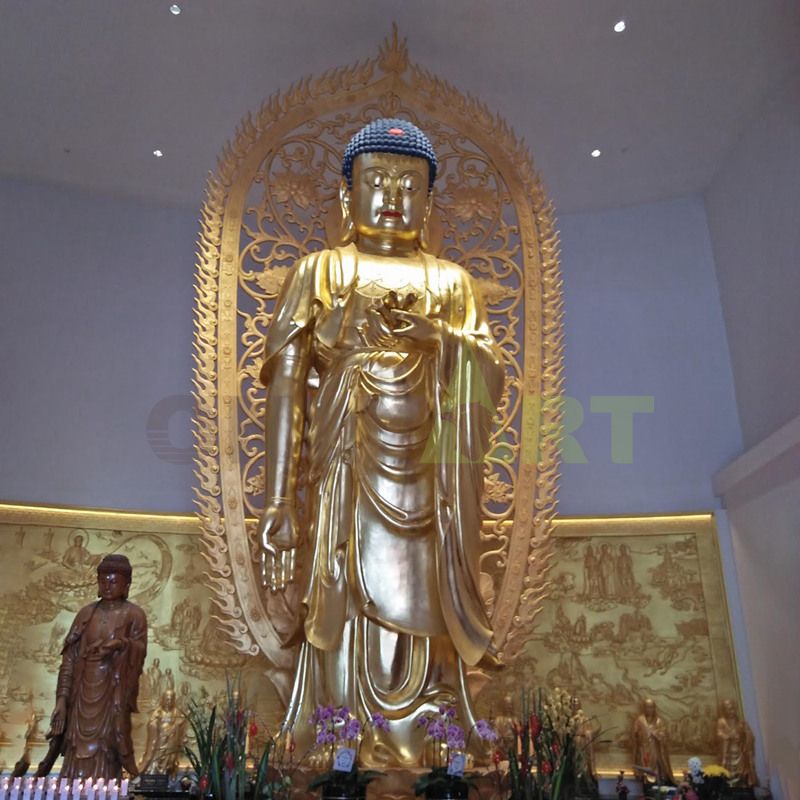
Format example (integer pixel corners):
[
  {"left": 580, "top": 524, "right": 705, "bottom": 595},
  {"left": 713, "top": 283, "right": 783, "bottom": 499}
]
[
  {"left": 108, "top": 781, "right": 118, "bottom": 800},
  {"left": 1, "top": 778, "right": 9, "bottom": 800},
  {"left": 96, "top": 781, "right": 105, "bottom": 800},
  {"left": 85, "top": 783, "right": 94, "bottom": 800},
  {"left": 46, "top": 779, "right": 56, "bottom": 800},
  {"left": 33, "top": 778, "right": 45, "bottom": 800},
  {"left": 70, "top": 780, "right": 80, "bottom": 800},
  {"left": 22, "top": 779, "right": 32, "bottom": 800},
  {"left": 119, "top": 781, "right": 127, "bottom": 799},
  {"left": 10, "top": 778, "right": 22, "bottom": 800}
]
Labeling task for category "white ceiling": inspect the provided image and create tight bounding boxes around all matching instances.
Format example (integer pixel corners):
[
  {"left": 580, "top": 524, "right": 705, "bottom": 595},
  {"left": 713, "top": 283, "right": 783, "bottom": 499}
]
[{"left": 1, "top": 0, "right": 798, "bottom": 214}]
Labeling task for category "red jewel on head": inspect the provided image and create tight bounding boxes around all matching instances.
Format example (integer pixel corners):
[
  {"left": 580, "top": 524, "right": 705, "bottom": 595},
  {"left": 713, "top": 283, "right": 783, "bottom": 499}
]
[{"left": 387, "top": 127, "right": 406, "bottom": 136}]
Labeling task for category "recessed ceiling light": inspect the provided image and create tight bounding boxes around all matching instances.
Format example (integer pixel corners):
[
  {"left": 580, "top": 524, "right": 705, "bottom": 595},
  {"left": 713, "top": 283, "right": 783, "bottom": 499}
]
[
  {"left": 169, "top": 4, "right": 181, "bottom": 15},
  {"left": 591, "top": 149, "right": 602, "bottom": 158},
  {"left": 614, "top": 19, "right": 626, "bottom": 33},
  {"left": 153, "top": 149, "right": 164, "bottom": 158}
]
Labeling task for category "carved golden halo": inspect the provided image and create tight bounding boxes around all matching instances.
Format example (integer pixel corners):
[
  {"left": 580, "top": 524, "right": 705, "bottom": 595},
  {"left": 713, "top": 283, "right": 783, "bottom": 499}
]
[{"left": 192, "top": 26, "right": 563, "bottom": 687}]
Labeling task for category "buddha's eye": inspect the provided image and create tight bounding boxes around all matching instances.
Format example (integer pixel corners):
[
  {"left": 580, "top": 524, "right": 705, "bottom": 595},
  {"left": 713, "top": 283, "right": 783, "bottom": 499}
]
[{"left": 365, "top": 171, "right": 385, "bottom": 189}]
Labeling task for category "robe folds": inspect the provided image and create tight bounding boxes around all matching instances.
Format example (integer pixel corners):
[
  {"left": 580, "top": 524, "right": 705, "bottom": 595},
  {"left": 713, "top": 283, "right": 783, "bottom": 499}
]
[
  {"left": 57, "top": 600, "right": 147, "bottom": 779},
  {"left": 261, "top": 244, "right": 504, "bottom": 764}
]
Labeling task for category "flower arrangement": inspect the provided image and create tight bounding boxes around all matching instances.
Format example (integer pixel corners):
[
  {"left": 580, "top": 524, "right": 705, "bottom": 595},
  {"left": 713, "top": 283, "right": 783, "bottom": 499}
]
[
  {"left": 506, "top": 689, "right": 597, "bottom": 800},
  {"left": 307, "top": 705, "right": 390, "bottom": 798},
  {"left": 184, "top": 679, "right": 273, "bottom": 800},
  {"left": 413, "top": 703, "right": 498, "bottom": 798},
  {"left": 686, "top": 758, "right": 732, "bottom": 800}
]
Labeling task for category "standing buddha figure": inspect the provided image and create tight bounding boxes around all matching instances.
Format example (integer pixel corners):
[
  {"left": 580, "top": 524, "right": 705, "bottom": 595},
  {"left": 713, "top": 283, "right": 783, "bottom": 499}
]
[
  {"left": 257, "top": 118, "right": 504, "bottom": 766},
  {"left": 716, "top": 699, "right": 758, "bottom": 787},
  {"left": 632, "top": 698, "right": 674, "bottom": 785}
]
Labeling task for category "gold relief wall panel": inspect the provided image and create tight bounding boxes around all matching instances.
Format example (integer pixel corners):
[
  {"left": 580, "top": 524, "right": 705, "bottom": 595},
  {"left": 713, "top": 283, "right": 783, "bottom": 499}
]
[
  {"left": 475, "top": 513, "right": 741, "bottom": 775},
  {"left": 0, "top": 505, "right": 742, "bottom": 778},
  {"left": 0, "top": 504, "right": 283, "bottom": 773}
]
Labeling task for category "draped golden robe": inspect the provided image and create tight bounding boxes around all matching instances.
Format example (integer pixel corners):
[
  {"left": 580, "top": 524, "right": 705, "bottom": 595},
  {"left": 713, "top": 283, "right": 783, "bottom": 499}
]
[{"left": 262, "top": 244, "right": 503, "bottom": 764}]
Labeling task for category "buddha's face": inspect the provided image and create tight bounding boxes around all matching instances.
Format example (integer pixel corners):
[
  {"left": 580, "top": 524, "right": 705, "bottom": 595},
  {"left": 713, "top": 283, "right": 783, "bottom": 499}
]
[
  {"left": 162, "top": 690, "right": 176, "bottom": 711},
  {"left": 722, "top": 699, "right": 736, "bottom": 718},
  {"left": 349, "top": 151, "right": 430, "bottom": 245},
  {"left": 97, "top": 569, "right": 130, "bottom": 601}
]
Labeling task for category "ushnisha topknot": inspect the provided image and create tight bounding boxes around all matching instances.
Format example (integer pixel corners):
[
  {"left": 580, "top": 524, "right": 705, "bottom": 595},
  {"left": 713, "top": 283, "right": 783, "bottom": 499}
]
[
  {"left": 97, "top": 553, "right": 132, "bottom": 580},
  {"left": 342, "top": 118, "right": 438, "bottom": 192}
]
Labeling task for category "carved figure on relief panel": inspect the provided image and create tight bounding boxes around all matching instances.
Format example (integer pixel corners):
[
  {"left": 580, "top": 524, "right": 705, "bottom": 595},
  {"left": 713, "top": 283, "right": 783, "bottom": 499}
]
[
  {"left": 583, "top": 545, "right": 601, "bottom": 599},
  {"left": 615, "top": 544, "right": 638, "bottom": 601},
  {"left": 716, "top": 700, "right": 758, "bottom": 787},
  {"left": 47, "top": 554, "right": 147, "bottom": 780},
  {"left": 598, "top": 544, "right": 616, "bottom": 599},
  {"left": 62, "top": 533, "right": 99, "bottom": 573},
  {"left": 632, "top": 698, "right": 674, "bottom": 785},
  {"left": 140, "top": 657, "right": 163, "bottom": 712},
  {"left": 257, "top": 119, "right": 504, "bottom": 767}
]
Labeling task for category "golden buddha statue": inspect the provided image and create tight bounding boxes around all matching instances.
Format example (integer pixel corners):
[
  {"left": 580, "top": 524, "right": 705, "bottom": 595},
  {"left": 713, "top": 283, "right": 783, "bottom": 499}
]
[
  {"left": 257, "top": 118, "right": 504, "bottom": 766},
  {"left": 716, "top": 699, "right": 758, "bottom": 787},
  {"left": 139, "top": 689, "right": 186, "bottom": 778},
  {"left": 632, "top": 698, "right": 674, "bottom": 785}
]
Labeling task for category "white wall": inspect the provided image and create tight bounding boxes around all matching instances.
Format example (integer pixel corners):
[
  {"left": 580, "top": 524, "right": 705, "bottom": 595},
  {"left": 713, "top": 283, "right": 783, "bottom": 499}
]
[
  {"left": 714, "top": 417, "right": 800, "bottom": 800},
  {"left": 559, "top": 196, "right": 742, "bottom": 514},
  {"left": 0, "top": 178, "right": 197, "bottom": 511},
  {"left": 703, "top": 68, "right": 800, "bottom": 800},
  {"left": 704, "top": 72, "right": 800, "bottom": 450}
]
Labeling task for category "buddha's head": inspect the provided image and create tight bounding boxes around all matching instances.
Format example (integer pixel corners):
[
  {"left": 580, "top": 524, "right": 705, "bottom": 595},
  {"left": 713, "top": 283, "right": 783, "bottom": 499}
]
[
  {"left": 642, "top": 698, "right": 657, "bottom": 720},
  {"left": 161, "top": 689, "right": 176, "bottom": 711},
  {"left": 340, "top": 118, "right": 437, "bottom": 252},
  {"left": 721, "top": 699, "right": 738, "bottom": 719},
  {"left": 96, "top": 553, "right": 132, "bottom": 601}
]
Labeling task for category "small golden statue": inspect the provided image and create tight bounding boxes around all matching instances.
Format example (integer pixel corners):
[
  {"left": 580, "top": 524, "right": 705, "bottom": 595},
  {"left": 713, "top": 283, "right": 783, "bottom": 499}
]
[
  {"left": 632, "top": 698, "right": 674, "bottom": 785},
  {"left": 139, "top": 689, "right": 186, "bottom": 778},
  {"left": 46, "top": 554, "right": 147, "bottom": 780},
  {"left": 716, "top": 699, "right": 758, "bottom": 787},
  {"left": 257, "top": 118, "right": 504, "bottom": 766},
  {"left": 570, "top": 695, "right": 597, "bottom": 782}
]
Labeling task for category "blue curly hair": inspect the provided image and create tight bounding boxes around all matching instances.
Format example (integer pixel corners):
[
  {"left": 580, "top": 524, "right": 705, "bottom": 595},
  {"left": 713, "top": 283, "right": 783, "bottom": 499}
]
[{"left": 342, "top": 118, "right": 437, "bottom": 192}]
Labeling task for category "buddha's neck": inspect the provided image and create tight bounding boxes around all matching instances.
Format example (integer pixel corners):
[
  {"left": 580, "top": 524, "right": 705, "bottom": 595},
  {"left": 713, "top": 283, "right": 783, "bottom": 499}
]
[{"left": 355, "top": 233, "right": 420, "bottom": 257}]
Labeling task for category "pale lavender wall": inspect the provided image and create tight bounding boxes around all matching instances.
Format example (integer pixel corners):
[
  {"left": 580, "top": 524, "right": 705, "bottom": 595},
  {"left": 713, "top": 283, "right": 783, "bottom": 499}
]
[
  {"left": 705, "top": 70, "right": 800, "bottom": 800},
  {"left": 704, "top": 72, "right": 800, "bottom": 450},
  {"left": 0, "top": 178, "right": 197, "bottom": 511},
  {"left": 559, "top": 195, "right": 742, "bottom": 514},
  {"left": 0, "top": 181, "right": 742, "bottom": 515}
]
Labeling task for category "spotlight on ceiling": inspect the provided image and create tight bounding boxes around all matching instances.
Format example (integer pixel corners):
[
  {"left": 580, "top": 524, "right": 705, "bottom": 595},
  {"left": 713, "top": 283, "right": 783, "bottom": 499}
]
[
  {"left": 153, "top": 149, "right": 164, "bottom": 158},
  {"left": 169, "top": 4, "right": 182, "bottom": 15},
  {"left": 591, "top": 149, "right": 602, "bottom": 158},
  {"left": 614, "top": 19, "right": 626, "bottom": 33}
]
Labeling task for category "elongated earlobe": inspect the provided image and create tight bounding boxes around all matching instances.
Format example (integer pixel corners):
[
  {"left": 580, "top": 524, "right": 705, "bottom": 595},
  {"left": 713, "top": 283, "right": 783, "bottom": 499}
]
[
  {"left": 419, "top": 192, "right": 434, "bottom": 251},
  {"left": 339, "top": 179, "right": 355, "bottom": 245}
]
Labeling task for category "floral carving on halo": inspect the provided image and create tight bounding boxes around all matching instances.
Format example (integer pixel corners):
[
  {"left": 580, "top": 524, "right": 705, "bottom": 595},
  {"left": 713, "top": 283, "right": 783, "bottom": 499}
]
[{"left": 272, "top": 169, "right": 320, "bottom": 210}]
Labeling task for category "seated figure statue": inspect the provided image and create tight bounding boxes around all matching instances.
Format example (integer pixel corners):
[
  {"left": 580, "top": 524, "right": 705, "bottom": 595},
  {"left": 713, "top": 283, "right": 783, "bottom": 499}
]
[
  {"left": 47, "top": 554, "right": 147, "bottom": 780},
  {"left": 257, "top": 118, "right": 504, "bottom": 766},
  {"left": 139, "top": 689, "right": 186, "bottom": 778}
]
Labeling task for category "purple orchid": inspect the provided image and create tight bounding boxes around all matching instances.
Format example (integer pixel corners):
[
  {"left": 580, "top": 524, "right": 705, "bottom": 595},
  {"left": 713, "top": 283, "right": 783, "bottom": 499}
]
[{"left": 474, "top": 718, "right": 498, "bottom": 742}]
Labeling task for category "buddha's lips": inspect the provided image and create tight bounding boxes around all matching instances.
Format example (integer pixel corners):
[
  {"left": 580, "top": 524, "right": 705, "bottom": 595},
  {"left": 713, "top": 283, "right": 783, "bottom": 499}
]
[{"left": 380, "top": 210, "right": 402, "bottom": 218}]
